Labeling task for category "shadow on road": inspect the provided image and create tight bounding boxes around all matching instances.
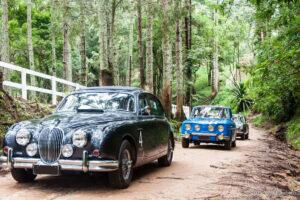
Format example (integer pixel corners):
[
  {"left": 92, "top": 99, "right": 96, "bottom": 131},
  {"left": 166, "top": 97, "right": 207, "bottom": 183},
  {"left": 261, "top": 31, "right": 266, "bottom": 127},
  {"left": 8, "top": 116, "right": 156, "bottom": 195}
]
[{"left": 11, "top": 162, "right": 169, "bottom": 191}]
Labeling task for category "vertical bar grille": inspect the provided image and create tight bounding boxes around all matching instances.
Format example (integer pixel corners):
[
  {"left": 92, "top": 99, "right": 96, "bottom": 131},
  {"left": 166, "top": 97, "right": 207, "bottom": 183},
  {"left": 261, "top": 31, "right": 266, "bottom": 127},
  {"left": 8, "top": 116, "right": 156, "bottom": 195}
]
[{"left": 38, "top": 127, "right": 63, "bottom": 164}]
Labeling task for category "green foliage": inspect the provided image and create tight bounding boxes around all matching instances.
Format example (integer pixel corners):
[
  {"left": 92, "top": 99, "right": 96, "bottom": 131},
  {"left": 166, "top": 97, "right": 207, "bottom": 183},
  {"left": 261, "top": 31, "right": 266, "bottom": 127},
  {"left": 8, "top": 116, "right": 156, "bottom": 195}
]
[
  {"left": 212, "top": 89, "right": 236, "bottom": 111},
  {"left": 286, "top": 118, "right": 300, "bottom": 150},
  {"left": 170, "top": 119, "right": 182, "bottom": 138},
  {"left": 252, "top": 114, "right": 268, "bottom": 127},
  {"left": 248, "top": 0, "right": 300, "bottom": 123}
]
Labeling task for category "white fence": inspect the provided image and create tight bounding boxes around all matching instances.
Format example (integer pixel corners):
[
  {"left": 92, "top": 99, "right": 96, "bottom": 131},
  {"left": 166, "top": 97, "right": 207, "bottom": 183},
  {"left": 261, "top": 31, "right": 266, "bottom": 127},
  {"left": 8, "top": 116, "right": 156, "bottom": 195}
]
[
  {"left": 172, "top": 104, "right": 190, "bottom": 119},
  {"left": 0, "top": 61, "right": 82, "bottom": 105},
  {"left": 1, "top": 61, "right": 191, "bottom": 116}
]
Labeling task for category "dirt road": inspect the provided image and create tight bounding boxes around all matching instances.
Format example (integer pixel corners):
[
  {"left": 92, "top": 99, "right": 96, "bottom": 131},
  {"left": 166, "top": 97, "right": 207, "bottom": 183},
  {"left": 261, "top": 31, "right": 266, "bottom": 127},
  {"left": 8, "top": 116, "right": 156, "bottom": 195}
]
[{"left": 0, "top": 125, "right": 299, "bottom": 200}]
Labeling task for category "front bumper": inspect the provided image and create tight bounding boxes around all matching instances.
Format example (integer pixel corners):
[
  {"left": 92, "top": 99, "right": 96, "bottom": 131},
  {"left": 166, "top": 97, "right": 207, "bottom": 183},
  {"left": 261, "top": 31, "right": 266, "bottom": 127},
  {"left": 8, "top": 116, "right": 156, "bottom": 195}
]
[
  {"left": 182, "top": 133, "right": 230, "bottom": 142},
  {"left": 0, "top": 148, "right": 119, "bottom": 173}
]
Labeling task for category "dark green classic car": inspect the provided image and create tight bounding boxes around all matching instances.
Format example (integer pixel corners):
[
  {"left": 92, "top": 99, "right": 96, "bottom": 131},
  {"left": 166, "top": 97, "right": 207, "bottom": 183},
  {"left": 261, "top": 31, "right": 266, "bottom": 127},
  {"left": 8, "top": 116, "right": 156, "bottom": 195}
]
[{"left": 0, "top": 87, "right": 174, "bottom": 188}]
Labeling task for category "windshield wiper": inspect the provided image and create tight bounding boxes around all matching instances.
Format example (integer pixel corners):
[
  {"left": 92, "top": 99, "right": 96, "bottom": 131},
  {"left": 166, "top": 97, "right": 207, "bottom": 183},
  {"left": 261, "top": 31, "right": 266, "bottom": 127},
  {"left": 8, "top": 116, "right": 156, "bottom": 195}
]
[{"left": 76, "top": 108, "right": 104, "bottom": 113}]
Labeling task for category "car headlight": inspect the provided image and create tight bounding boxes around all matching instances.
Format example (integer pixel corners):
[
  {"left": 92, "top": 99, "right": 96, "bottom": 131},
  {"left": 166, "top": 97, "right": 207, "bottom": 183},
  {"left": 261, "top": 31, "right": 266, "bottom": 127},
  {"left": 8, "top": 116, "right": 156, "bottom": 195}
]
[
  {"left": 62, "top": 144, "right": 73, "bottom": 158},
  {"left": 16, "top": 128, "right": 31, "bottom": 146},
  {"left": 218, "top": 125, "right": 224, "bottom": 132},
  {"left": 26, "top": 143, "right": 37, "bottom": 156},
  {"left": 72, "top": 130, "right": 87, "bottom": 148},
  {"left": 208, "top": 125, "right": 214, "bottom": 132},
  {"left": 195, "top": 124, "right": 201, "bottom": 131},
  {"left": 185, "top": 124, "right": 191, "bottom": 131}
]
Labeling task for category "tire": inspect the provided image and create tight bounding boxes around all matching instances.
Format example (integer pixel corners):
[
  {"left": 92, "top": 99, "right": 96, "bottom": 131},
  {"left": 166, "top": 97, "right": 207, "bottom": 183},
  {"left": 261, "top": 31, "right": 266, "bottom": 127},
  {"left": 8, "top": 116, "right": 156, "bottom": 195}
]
[
  {"left": 11, "top": 168, "right": 36, "bottom": 183},
  {"left": 224, "top": 139, "right": 232, "bottom": 150},
  {"left": 182, "top": 138, "right": 189, "bottom": 148},
  {"left": 241, "top": 134, "right": 246, "bottom": 140},
  {"left": 194, "top": 141, "right": 200, "bottom": 146},
  {"left": 232, "top": 140, "right": 236, "bottom": 148},
  {"left": 245, "top": 133, "right": 249, "bottom": 140},
  {"left": 108, "top": 140, "right": 134, "bottom": 189},
  {"left": 158, "top": 137, "right": 174, "bottom": 167}
]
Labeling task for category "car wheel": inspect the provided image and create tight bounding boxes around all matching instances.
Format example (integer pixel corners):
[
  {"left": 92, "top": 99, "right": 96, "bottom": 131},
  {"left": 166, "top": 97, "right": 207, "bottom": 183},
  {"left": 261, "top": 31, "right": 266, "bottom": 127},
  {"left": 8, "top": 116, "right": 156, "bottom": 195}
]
[
  {"left": 108, "top": 140, "right": 134, "bottom": 189},
  {"left": 245, "top": 133, "right": 249, "bottom": 139},
  {"left": 241, "top": 134, "right": 246, "bottom": 140},
  {"left": 158, "top": 137, "right": 174, "bottom": 167},
  {"left": 224, "top": 139, "right": 232, "bottom": 150},
  {"left": 11, "top": 168, "right": 36, "bottom": 183},
  {"left": 182, "top": 138, "right": 189, "bottom": 148},
  {"left": 232, "top": 140, "right": 236, "bottom": 148},
  {"left": 194, "top": 141, "right": 200, "bottom": 146}
]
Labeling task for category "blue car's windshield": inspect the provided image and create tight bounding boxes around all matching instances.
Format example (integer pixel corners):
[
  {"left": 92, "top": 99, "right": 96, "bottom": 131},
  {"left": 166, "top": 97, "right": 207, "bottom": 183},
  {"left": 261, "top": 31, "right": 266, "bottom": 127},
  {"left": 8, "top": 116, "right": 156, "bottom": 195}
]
[
  {"left": 192, "top": 107, "right": 230, "bottom": 119},
  {"left": 57, "top": 92, "right": 135, "bottom": 113}
]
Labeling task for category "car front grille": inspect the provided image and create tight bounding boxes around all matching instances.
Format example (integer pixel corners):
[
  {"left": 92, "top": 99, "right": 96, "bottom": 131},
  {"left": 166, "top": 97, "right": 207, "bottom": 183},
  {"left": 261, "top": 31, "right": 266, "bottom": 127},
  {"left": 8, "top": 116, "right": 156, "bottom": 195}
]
[{"left": 38, "top": 127, "right": 64, "bottom": 164}]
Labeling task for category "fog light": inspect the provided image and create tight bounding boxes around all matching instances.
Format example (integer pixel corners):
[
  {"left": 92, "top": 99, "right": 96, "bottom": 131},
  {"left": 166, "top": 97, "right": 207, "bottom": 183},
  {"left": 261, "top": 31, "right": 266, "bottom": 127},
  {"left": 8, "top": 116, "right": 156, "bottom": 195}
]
[
  {"left": 62, "top": 144, "right": 73, "bottom": 158},
  {"left": 184, "top": 134, "right": 190, "bottom": 139},
  {"left": 26, "top": 143, "right": 38, "bottom": 157},
  {"left": 218, "top": 134, "right": 224, "bottom": 140},
  {"left": 92, "top": 149, "right": 100, "bottom": 157}
]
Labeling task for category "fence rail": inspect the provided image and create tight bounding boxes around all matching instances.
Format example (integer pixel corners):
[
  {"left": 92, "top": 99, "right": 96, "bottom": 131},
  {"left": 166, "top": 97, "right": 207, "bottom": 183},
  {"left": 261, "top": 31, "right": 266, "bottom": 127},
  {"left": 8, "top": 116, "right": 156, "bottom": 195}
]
[
  {"left": 1, "top": 61, "right": 190, "bottom": 117},
  {"left": 0, "top": 61, "right": 82, "bottom": 105}
]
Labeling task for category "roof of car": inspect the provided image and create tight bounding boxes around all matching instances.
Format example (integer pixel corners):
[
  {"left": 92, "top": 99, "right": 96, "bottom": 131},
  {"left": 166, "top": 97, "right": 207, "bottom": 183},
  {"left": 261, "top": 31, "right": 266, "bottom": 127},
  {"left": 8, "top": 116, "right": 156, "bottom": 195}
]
[
  {"left": 193, "top": 105, "right": 231, "bottom": 109},
  {"left": 72, "top": 86, "right": 145, "bottom": 94}
]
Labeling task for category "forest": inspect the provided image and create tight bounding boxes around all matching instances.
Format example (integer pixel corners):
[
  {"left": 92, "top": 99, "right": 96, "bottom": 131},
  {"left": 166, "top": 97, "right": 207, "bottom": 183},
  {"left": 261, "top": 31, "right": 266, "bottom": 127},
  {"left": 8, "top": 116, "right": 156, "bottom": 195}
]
[{"left": 0, "top": 0, "right": 299, "bottom": 149}]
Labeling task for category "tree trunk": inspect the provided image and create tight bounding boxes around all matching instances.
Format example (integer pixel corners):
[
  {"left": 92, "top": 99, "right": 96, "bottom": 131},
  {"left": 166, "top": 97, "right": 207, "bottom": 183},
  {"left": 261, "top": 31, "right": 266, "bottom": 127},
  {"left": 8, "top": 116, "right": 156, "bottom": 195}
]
[
  {"left": 27, "top": 0, "right": 36, "bottom": 97},
  {"left": 161, "top": 0, "right": 172, "bottom": 119},
  {"left": 50, "top": 0, "right": 57, "bottom": 77},
  {"left": 127, "top": 2, "right": 134, "bottom": 86},
  {"left": 211, "top": 6, "right": 219, "bottom": 99},
  {"left": 1, "top": 0, "right": 10, "bottom": 79},
  {"left": 79, "top": 0, "right": 87, "bottom": 86},
  {"left": 145, "top": 1, "right": 153, "bottom": 92},
  {"left": 184, "top": 0, "right": 192, "bottom": 107},
  {"left": 63, "top": 0, "right": 72, "bottom": 88},
  {"left": 98, "top": 1, "right": 108, "bottom": 86},
  {"left": 137, "top": 0, "right": 145, "bottom": 89},
  {"left": 175, "top": 0, "right": 185, "bottom": 121}
]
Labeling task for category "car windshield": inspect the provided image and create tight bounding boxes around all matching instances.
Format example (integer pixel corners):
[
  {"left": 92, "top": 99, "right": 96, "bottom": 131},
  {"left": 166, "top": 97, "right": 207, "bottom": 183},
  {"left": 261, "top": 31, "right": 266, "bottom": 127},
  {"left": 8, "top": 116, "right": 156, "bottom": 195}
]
[
  {"left": 57, "top": 92, "right": 135, "bottom": 112},
  {"left": 192, "top": 107, "right": 230, "bottom": 119}
]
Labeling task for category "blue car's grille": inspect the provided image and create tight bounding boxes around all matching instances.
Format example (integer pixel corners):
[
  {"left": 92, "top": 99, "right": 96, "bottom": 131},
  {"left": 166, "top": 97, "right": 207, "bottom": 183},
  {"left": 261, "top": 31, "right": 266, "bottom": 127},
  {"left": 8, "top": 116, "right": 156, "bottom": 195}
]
[{"left": 38, "top": 127, "right": 64, "bottom": 164}]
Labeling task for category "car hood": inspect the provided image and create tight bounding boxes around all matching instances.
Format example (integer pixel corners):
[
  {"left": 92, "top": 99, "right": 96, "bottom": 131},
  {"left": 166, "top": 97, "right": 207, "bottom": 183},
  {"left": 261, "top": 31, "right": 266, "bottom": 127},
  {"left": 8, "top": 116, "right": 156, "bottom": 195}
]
[
  {"left": 183, "top": 117, "right": 232, "bottom": 125},
  {"left": 20, "top": 111, "right": 137, "bottom": 130}
]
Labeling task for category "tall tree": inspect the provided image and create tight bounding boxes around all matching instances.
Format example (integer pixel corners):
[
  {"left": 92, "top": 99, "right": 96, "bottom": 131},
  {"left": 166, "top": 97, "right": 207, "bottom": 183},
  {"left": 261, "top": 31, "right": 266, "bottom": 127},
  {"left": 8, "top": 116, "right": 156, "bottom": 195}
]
[
  {"left": 62, "top": 0, "right": 72, "bottom": 86},
  {"left": 175, "top": 0, "right": 184, "bottom": 120},
  {"left": 50, "top": 0, "right": 57, "bottom": 77},
  {"left": 27, "top": 0, "right": 36, "bottom": 94},
  {"left": 137, "top": 0, "right": 145, "bottom": 89},
  {"left": 145, "top": 0, "right": 154, "bottom": 92},
  {"left": 79, "top": 0, "right": 87, "bottom": 86},
  {"left": 161, "top": 0, "right": 172, "bottom": 118},
  {"left": 183, "top": 0, "right": 192, "bottom": 107},
  {"left": 127, "top": 0, "right": 135, "bottom": 86},
  {"left": 1, "top": 0, "right": 10, "bottom": 78},
  {"left": 211, "top": 4, "right": 219, "bottom": 98}
]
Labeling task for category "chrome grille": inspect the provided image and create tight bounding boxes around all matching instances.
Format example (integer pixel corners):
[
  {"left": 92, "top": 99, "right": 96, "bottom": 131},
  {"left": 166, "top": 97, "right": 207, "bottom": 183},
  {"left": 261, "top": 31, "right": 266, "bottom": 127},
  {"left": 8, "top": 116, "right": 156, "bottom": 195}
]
[{"left": 38, "top": 127, "right": 64, "bottom": 164}]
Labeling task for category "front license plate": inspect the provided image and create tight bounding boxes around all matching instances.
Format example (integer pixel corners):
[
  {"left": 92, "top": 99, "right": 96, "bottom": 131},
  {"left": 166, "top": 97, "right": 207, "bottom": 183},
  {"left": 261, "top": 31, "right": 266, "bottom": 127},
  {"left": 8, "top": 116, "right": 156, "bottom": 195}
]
[
  {"left": 33, "top": 164, "right": 60, "bottom": 175},
  {"left": 199, "top": 135, "right": 210, "bottom": 140}
]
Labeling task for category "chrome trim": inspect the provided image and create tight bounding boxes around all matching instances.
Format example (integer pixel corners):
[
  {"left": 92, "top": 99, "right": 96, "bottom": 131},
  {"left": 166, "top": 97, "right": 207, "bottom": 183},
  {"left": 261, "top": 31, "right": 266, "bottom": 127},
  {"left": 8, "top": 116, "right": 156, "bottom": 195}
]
[
  {"left": 191, "top": 133, "right": 217, "bottom": 136},
  {"left": 0, "top": 154, "right": 119, "bottom": 173}
]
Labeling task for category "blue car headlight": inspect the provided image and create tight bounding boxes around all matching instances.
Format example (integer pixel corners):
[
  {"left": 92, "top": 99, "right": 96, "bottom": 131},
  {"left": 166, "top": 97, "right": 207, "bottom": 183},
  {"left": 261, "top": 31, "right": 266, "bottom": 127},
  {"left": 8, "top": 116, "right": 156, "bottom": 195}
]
[
  {"left": 194, "top": 124, "right": 201, "bottom": 131},
  {"left": 208, "top": 125, "right": 214, "bottom": 132},
  {"left": 185, "top": 124, "right": 191, "bottom": 131},
  {"left": 218, "top": 125, "right": 224, "bottom": 132}
]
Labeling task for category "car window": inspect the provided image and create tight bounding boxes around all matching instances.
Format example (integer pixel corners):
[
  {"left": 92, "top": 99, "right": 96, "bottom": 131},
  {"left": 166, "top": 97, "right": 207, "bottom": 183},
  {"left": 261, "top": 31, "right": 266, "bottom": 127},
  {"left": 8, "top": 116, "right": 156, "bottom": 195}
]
[
  {"left": 147, "top": 95, "right": 164, "bottom": 116},
  {"left": 139, "top": 95, "right": 148, "bottom": 109}
]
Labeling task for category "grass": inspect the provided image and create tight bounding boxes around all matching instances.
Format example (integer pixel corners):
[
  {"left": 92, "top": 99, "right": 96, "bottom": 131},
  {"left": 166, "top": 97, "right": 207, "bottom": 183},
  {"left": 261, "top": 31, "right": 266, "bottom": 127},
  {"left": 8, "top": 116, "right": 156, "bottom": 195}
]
[{"left": 286, "top": 116, "right": 300, "bottom": 150}]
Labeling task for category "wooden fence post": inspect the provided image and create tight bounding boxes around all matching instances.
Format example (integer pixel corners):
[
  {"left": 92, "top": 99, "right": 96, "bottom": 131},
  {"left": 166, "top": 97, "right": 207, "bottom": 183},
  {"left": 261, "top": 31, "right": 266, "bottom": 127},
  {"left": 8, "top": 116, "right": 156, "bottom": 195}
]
[{"left": 21, "top": 69, "right": 27, "bottom": 100}]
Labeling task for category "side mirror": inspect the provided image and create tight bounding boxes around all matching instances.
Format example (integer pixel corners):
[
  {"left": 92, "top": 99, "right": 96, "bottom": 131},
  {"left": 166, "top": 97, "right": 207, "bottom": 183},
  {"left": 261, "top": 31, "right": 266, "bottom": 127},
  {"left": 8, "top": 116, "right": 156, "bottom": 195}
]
[{"left": 139, "top": 106, "right": 151, "bottom": 116}]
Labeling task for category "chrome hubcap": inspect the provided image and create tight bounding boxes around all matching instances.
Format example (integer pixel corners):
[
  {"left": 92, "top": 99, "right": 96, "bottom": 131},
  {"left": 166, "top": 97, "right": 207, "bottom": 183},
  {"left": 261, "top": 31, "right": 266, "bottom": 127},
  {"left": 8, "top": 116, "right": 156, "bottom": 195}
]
[{"left": 121, "top": 149, "right": 132, "bottom": 180}]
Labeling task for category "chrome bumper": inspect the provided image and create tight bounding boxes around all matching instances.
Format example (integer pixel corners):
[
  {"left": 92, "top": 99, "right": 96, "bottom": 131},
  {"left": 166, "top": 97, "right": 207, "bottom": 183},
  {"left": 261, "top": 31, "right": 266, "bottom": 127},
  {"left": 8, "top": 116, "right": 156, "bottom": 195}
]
[
  {"left": 0, "top": 148, "right": 119, "bottom": 173},
  {"left": 182, "top": 133, "right": 230, "bottom": 141}
]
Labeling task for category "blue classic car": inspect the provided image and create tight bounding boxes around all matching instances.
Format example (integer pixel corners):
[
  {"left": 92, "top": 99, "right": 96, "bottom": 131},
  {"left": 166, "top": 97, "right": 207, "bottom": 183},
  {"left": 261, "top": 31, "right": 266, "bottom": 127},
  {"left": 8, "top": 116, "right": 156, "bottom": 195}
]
[{"left": 181, "top": 106, "right": 237, "bottom": 150}]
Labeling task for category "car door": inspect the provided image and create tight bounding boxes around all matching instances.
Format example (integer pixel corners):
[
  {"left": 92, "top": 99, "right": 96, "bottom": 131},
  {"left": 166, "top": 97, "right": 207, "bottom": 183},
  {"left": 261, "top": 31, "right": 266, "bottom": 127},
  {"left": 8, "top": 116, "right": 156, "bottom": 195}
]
[
  {"left": 145, "top": 94, "right": 169, "bottom": 156},
  {"left": 136, "top": 93, "right": 155, "bottom": 159}
]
